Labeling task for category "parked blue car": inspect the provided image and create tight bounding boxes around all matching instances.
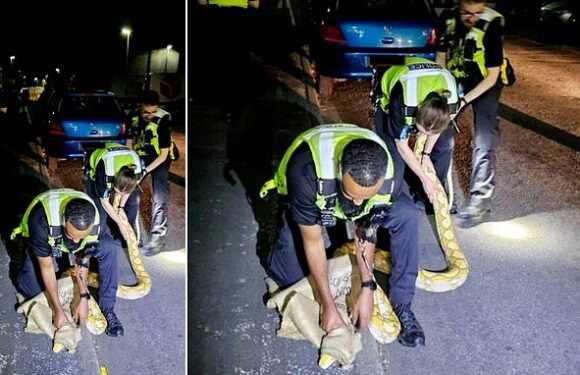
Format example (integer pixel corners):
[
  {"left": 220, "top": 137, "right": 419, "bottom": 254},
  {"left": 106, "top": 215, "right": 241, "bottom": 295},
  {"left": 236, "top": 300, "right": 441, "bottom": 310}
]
[
  {"left": 44, "top": 92, "right": 128, "bottom": 169},
  {"left": 311, "top": 0, "right": 438, "bottom": 94}
]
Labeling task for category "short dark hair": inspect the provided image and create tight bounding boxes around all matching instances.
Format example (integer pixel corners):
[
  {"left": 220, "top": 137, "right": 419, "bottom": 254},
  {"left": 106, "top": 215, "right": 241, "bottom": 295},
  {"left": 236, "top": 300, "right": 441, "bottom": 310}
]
[
  {"left": 114, "top": 165, "right": 138, "bottom": 194},
  {"left": 416, "top": 91, "right": 450, "bottom": 134},
  {"left": 341, "top": 139, "right": 387, "bottom": 187},
  {"left": 138, "top": 89, "right": 160, "bottom": 106},
  {"left": 64, "top": 198, "right": 96, "bottom": 231}
]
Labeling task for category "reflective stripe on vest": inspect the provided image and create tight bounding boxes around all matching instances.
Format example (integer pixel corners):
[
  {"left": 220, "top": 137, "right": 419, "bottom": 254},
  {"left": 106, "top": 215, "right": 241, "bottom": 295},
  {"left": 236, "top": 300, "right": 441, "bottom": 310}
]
[
  {"left": 208, "top": 0, "right": 248, "bottom": 8},
  {"left": 380, "top": 57, "right": 458, "bottom": 125},
  {"left": 133, "top": 108, "right": 175, "bottom": 157},
  {"left": 10, "top": 189, "right": 100, "bottom": 253},
  {"left": 446, "top": 7, "right": 504, "bottom": 80},
  {"left": 89, "top": 143, "right": 142, "bottom": 188},
  {"left": 260, "top": 124, "right": 394, "bottom": 222}
]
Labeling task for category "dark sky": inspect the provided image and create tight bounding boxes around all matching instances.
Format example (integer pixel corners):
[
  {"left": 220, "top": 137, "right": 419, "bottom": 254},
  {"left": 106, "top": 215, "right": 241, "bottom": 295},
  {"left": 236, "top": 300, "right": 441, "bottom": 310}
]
[{"left": 0, "top": 1, "right": 186, "bottom": 79}]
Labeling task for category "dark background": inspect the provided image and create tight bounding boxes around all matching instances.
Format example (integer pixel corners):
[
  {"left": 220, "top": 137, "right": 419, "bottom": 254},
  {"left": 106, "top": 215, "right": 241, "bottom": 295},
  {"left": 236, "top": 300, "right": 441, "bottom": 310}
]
[{"left": 0, "top": 1, "right": 186, "bottom": 81}]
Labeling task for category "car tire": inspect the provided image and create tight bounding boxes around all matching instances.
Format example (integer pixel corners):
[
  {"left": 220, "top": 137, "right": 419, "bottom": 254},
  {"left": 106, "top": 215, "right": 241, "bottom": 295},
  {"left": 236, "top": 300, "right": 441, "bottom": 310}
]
[{"left": 318, "top": 75, "right": 334, "bottom": 98}]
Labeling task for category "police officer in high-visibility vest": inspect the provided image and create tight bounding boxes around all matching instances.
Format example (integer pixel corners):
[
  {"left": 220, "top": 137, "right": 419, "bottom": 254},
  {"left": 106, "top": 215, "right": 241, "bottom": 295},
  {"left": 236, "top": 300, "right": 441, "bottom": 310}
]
[
  {"left": 375, "top": 57, "right": 459, "bottom": 212},
  {"left": 436, "top": 0, "right": 505, "bottom": 223},
  {"left": 131, "top": 90, "right": 175, "bottom": 256},
  {"left": 84, "top": 143, "right": 142, "bottom": 241},
  {"left": 12, "top": 189, "right": 124, "bottom": 337},
  {"left": 198, "top": 0, "right": 259, "bottom": 9},
  {"left": 261, "top": 124, "right": 425, "bottom": 348}
]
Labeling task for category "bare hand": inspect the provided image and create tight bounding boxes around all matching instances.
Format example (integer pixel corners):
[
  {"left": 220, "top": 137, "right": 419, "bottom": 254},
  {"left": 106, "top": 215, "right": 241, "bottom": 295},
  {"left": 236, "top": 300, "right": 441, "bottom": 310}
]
[
  {"left": 352, "top": 287, "right": 374, "bottom": 331},
  {"left": 320, "top": 304, "right": 346, "bottom": 333},
  {"left": 52, "top": 308, "right": 71, "bottom": 330}
]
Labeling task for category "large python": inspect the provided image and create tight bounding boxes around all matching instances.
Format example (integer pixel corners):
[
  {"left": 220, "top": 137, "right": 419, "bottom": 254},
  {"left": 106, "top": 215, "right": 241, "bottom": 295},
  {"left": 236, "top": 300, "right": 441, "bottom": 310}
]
[
  {"left": 328, "top": 133, "right": 469, "bottom": 352},
  {"left": 412, "top": 133, "right": 469, "bottom": 292},
  {"left": 338, "top": 134, "right": 468, "bottom": 290},
  {"left": 89, "top": 194, "right": 153, "bottom": 300},
  {"left": 65, "top": 193, "right": 152, "bottom": 335}
]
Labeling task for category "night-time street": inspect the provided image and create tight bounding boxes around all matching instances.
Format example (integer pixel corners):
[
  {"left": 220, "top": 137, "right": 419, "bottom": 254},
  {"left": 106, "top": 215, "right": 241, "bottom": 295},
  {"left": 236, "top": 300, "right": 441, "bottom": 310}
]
[
  {"left": 0, "top": 1, "right": 185, "bottom": 374},
  {"left": 190, "top": 3, "right": 580, "bottom": 374},
  {"left": 1, "top": 0, "right": 580, "bottom": 374}
]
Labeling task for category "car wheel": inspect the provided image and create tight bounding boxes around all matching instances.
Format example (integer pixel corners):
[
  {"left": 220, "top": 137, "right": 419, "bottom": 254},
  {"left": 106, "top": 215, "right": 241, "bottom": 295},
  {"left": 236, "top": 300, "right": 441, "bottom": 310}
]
[
  {"left": 318, "top": 75, "right": 334, "bottom": 98},
  {"left": 47, "top": 156, "right": 58, "bottom": 171}
]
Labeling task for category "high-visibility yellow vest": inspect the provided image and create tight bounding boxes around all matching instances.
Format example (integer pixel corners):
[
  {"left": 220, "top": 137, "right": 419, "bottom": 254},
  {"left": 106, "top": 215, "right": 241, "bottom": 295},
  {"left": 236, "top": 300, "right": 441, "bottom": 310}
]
[
  {"left": 11, "top": 189, "right": 100, "bottom": 255},
  {"left": 380, "top": 57, "right": 459, "bottom": 125},
  {"left": 260, "top": 124, "right": 394, "bottom": 224}
]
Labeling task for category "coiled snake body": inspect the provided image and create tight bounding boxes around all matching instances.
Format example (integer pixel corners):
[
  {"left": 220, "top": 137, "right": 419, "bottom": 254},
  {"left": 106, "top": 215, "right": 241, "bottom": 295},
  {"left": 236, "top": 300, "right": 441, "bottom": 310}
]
[
  {"left": 333, "top": 133, "right": 469, "bottom": 345},
  {"left": 78, "top": 194, "right": 152, "bottom": 335}
]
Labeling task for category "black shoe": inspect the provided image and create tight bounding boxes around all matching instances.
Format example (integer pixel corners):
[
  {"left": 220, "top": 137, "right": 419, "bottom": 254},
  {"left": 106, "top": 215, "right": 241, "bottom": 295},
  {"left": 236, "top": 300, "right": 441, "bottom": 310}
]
[
  {"left": 458, "top": 196, "right": 489, "bottom": 227},
  {"left": 102, "top": 307, "right": 124, "bottom": 337},
  {"left": 394, "top": 303, "right": 425, "bottom": 347},
  {"left": 143, "top": 236, "right": 166, "bottom": 257},
  {"left": 144, "top": 243, "right": 166, "bottom": 257}
]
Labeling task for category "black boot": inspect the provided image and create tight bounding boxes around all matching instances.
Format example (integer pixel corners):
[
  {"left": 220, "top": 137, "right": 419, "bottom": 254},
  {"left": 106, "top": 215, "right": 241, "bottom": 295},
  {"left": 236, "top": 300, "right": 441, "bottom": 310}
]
[
  {"left": 394, "top": 303, "right": 425, "bottom": 347},
  {"left": 143, "top": 235, "right": 166, "bottom": 257},
  {"left": 102, "top": 307, "right": 124, "bottom": 337}
]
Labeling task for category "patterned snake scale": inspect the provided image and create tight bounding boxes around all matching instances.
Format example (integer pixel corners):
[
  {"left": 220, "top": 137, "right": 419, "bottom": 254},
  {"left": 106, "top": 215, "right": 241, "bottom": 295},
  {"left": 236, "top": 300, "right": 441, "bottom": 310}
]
[
  {"left": 332, "top": 133, "right": 469, "bottom": 345},
  {"left": 67, "top": 193, "right": 153, "bottom": 335}
]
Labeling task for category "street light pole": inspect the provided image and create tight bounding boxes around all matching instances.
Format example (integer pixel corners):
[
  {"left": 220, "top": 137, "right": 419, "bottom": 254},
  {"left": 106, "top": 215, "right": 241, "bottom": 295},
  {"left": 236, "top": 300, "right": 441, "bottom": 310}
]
[{"left": 121, "top": 27, "right": 132, "bottom": 96}]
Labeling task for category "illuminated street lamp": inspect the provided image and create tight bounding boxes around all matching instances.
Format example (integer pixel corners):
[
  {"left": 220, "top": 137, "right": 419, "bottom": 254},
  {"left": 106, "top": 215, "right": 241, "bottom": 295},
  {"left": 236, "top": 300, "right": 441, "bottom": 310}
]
[
  {"left": 9, "top": 56, "right": 15, "bottom": 66},
  {"left": 165, "top": 44, "right": 173, "bottom": 73},
  {"left": 121, "top": 26, "right": 132, "bottom": 95}
]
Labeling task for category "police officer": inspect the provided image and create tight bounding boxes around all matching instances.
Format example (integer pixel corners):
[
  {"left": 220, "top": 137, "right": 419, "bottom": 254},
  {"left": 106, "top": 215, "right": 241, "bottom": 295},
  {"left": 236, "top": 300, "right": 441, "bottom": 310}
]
[
  {"left": 375, "top": 57, "right": 459, "bottom": 210},
  {"left": 84, "top": 143, "right": 142, "bottom": 240},
  {"left": 12, "top": 189, "right": 124, "bottom": 337},
  {"left": 131, "top": 90, "right": 176, "bottom": 256},
  {"left": 436, "top": 0, "right": 505, "bottom": 222},
  {"left": 261, "top": 124, "right": 425, "bottom": 348},
  {"left": 198, "top": 0, "right": 259, "bottom": 9}
]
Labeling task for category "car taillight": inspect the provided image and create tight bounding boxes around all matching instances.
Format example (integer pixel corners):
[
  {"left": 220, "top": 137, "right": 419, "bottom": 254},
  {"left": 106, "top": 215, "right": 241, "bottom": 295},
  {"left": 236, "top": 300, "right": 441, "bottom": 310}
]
[
  {"left": 425, "top": 28, "right": 437, "bottom": 45},
  {"left": 49, "top": 122, "right": 65, "bottom": 135},
  {"left": 120, "top": 122, "right": 126, "bottom": 135},
  {"left": 321, "top": 24, "right": 346, "bottom": 44}
]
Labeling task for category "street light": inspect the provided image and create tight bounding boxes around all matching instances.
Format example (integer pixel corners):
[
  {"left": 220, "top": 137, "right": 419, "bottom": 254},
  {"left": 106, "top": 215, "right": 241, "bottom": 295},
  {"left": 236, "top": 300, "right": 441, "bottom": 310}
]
[
  {"left": 165, "top": 44, "right": 173, "bottom": 73},
  {"left": 121, "top": 27, "right": 132, "bottom": 95}
]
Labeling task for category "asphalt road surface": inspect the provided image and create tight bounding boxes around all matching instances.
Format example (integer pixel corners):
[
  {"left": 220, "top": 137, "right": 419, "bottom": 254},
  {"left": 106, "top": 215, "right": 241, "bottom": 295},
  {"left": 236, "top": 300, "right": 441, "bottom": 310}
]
[{"left": 189, "top": 30, "right": 580, "bottom": 374}]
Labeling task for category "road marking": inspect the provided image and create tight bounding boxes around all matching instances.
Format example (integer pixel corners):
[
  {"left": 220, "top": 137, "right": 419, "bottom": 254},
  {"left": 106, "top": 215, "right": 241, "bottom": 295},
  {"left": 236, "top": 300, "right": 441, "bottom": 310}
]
[{"left": 499, "top": 103, "right": 580, "bottom": 152}]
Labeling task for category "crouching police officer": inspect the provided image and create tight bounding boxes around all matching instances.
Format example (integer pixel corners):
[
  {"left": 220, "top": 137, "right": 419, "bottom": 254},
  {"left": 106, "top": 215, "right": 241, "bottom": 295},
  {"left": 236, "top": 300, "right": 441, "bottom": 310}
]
[
  {"left": 85, "top": 143, "right": 142, "bottom": 242},
  {"left": 374, "top": 57, "right": 459, "bottom": 212},
  {"left": 12, "top": 189, "right": 124, "bottom": 337}
]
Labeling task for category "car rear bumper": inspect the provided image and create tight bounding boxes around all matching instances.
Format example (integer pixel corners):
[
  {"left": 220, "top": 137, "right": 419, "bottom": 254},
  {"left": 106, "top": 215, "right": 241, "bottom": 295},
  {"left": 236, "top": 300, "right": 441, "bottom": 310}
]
[
  {"left": 45, "top": 137, "right": 128, "bottom": 159},
  {"left": 315, "top": 45, "right": 436, "bottom": 78}
]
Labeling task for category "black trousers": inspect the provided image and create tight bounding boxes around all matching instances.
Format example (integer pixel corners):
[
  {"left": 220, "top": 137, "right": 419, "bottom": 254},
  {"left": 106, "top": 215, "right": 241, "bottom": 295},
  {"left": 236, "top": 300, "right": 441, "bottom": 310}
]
[
  {"left": 148, "top": 160, "right": 171, "bottom": 238},
  {"left": 466, "top": 81, "right": 503, "bottom": 198},
  {"left": 267, "top": 193, "right": 420, "bottom": 305},
  {"left": 16, "top": 232, "right": 119, "bottom": 309}
]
